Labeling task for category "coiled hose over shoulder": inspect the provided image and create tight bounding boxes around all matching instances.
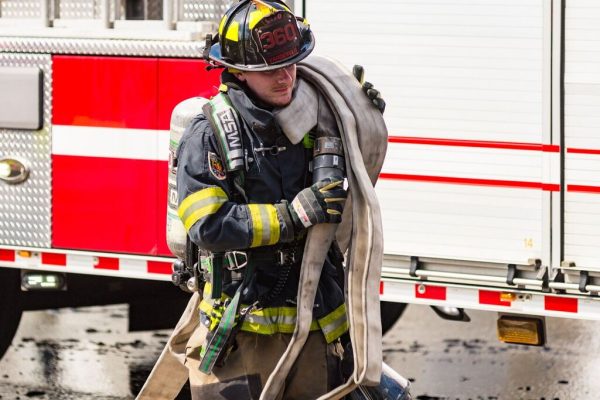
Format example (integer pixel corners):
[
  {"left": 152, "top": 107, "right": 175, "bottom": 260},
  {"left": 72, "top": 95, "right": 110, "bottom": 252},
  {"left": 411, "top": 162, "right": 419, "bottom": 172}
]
[{"left": 260, "top": 56, "right": 388, "bottom": 400}]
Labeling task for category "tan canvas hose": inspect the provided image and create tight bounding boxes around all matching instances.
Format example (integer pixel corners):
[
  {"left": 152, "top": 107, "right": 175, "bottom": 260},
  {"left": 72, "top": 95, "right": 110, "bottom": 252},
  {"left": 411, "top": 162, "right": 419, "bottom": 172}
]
[{"left": 260, "top": 56, "right": 387, "bottom": 400}]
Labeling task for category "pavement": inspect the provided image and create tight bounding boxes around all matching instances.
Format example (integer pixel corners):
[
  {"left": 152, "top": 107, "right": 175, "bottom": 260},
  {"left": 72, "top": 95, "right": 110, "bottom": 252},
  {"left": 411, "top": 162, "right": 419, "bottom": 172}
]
[{"left": 1, "top": 303, "right": 600, "bottom": 399}]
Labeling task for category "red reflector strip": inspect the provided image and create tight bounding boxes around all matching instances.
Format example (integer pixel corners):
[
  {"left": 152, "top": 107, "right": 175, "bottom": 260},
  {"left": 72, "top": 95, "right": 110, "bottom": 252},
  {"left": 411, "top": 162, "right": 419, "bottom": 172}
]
[
  {"left": 567, "top": 147, "right": 600, "bottom": 155},
  {"left": 567, "top": 185, "right": 600, "bottom": 194},
  {"left": 415, "top": 284, "right": 446, "bottom": 300},
  {"left": 545, "top": 296, "right": 578, "bottom": 313},
  {"left": 380, "top": 281, "right": 384, "bottom": 295},
  {"left": 479, "top": 290, "right": 511, "bottom": 307},
  {"left": 95, "top": 257, "right": 119, "bottom": 270},
  {"left": 41, "top": 252, "right": 67, "bottom": 266},
  {"left": 379, "top": 173, "right": 560, "bottom": 192},
  {"left": 388, "top": 136, "right": 560, "bottom": 153},
  {"left": 0, "top": 249, "right": 16, "bottom": 262},
  {"left": 147, "top": 261, "right": 173, "bottom": 275}
]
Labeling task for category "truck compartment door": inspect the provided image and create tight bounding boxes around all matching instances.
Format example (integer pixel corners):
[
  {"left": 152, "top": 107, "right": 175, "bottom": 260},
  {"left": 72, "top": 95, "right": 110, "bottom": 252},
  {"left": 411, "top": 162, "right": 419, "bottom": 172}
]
[
  {"left": 562, "top": 1, "right": 600, "bottom": 275},
  {"left": 306, "top": 0, "right": 555, "bottom": 268}
]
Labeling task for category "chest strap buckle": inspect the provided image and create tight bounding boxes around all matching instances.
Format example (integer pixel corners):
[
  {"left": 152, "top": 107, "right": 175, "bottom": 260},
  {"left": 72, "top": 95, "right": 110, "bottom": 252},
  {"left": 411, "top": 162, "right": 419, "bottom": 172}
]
[
  {"left": 278, "top": 248, "right": 297, "bottom": 266},
  {"left": 225, "top": 251, "right": 248, "bottom": 271},
  {"left": 254, "top": 145, "right": 287, "bottom": 155}
]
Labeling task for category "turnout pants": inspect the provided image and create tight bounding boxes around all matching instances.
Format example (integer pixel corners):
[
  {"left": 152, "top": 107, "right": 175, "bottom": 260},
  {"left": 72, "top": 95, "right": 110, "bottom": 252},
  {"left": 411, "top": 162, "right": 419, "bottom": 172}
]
[{"left": 185, "top": 323, "right": 344, "bottom": 400}]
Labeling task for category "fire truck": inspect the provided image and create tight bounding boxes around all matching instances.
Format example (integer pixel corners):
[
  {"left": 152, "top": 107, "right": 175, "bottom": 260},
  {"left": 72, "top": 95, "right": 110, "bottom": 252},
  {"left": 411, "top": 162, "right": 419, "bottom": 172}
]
[{"left": 2, "top": 0, "right": 600, "bottom": 360}]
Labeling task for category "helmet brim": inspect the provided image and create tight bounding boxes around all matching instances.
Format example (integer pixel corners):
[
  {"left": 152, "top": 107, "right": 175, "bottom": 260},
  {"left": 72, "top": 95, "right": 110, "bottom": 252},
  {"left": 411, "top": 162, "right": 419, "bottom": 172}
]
[{"left": 208, "top": 31, "right": 315, "bottom": 72}]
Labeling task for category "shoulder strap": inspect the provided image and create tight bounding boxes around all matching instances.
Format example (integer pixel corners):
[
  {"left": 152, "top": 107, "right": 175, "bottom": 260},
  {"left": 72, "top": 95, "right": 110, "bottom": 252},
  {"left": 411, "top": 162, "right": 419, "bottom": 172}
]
[
  {"left": 202, "top": 92, "right": 245, "bottom": 173},
  {"left": 203, "top": 92, "right": 248, "bottom": 203}
]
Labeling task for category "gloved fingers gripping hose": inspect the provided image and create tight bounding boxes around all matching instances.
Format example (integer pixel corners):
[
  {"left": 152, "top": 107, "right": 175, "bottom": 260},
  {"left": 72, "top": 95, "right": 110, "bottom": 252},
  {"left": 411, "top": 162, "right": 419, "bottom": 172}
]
[
  {"left": 352, "top": 65, "right": 386, "bottom": 114},
  {"left": 320, "top": 178, "right": 346, "bottom": 217},
  {"left": 288, "top": 176, "right": 347, "bottom": 229}
]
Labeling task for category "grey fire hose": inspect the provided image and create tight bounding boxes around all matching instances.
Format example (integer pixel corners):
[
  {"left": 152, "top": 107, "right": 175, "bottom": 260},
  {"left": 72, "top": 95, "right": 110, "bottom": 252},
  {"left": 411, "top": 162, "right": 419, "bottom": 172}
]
[{"left": 260, "top": 56, "right": 388, "bottom": 399}]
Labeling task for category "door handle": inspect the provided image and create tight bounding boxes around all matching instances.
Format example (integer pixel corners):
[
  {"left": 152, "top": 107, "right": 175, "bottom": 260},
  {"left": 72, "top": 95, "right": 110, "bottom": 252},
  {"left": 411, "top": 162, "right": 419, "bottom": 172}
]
[{"left": 0, "top": 157, "right": 30, "bottom": 184}]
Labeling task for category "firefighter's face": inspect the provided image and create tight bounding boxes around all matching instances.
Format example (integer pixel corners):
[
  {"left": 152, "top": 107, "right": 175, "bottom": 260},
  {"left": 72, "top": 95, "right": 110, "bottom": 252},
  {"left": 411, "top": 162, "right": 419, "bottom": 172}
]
[{"left": 235, "top": 64, "right": 296, "bottom": 107}]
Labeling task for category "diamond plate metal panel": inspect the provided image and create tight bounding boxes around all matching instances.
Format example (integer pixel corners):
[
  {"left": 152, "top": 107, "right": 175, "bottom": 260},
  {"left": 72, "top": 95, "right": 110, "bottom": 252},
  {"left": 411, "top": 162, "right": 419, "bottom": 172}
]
[
  {"left": 0, "top": 0, "right": 41, "bottom": 18},
  {"left": 59, "top": 0, "right": 97, "bottom": 19},
  {"left": 178, "top": 0, "right": 231, "bottom": 22},
  {"left": 0, "top": 53, "right": 51, "bottom": 248},
  {"left": 0, "top": 37, "right": 206, "bottom": 57}
]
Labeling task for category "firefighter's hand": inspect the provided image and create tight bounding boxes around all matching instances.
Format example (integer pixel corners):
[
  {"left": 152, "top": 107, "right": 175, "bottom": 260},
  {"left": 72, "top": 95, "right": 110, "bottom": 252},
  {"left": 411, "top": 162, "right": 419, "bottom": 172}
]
[
  {"left": 288, "top": 176, "right": 347, "bottom": 229},
  {"left": 353, "top": 65, "right": 386, "bottom": 114}
]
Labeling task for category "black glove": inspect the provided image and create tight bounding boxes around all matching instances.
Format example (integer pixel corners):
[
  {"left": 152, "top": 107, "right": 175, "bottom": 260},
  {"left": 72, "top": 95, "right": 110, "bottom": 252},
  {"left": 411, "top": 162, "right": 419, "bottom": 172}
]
[
  {"left": 287, "top": 176, "right": 347, "bottom": 229},
  {"left": 353, "top": 64, "right": 386, "bottom": 114}
]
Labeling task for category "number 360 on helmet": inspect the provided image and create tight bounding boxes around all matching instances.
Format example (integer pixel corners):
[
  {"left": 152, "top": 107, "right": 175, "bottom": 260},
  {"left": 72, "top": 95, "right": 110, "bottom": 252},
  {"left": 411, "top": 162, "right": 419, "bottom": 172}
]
[{"left": 207, "top": 0, "right": 315, "bottom": 71}]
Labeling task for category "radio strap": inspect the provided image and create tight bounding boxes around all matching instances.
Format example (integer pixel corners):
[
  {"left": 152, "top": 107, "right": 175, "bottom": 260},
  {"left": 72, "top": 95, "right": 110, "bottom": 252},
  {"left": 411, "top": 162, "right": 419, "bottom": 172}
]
[
  {"left": 209, "top": 253, "right": 224, "bottom": 299},
  {"left": 198, "top": 262, "right": 255, "bottom": 374}
]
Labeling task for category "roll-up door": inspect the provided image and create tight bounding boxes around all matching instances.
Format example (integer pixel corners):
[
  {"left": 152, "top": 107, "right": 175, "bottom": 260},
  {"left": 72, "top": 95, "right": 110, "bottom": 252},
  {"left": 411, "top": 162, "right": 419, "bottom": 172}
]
[
  {"left": 305, "top": 0, "right": 555, "bottom": 265},
  {"left": 563, "top": 0, "right": 600, "bottom": 271}
]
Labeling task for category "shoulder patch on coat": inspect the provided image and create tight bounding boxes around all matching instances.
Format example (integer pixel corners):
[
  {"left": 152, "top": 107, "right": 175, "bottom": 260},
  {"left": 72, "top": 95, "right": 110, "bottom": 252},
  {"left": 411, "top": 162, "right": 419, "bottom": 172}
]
[{"left": 208, "top": 151, "right": 227, "bottom": 180}]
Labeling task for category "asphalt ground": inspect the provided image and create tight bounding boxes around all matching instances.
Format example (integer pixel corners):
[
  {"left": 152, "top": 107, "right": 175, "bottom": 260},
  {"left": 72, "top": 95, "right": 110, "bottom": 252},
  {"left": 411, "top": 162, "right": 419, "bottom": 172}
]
[{"left": 1, "top": 303, "right": 599, "bottom": 399}]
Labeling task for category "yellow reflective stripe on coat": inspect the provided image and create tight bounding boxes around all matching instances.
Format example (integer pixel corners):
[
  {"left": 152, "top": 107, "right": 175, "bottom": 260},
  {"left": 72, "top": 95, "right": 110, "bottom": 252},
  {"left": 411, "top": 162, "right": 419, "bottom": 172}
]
[
  {"left": 248, "top": 204, "right": 280, "bottom": 247},
  {"left": 199, "top": 299, "right": 320, "bottom": 334},
  {"left": 199, "top": 294, "right": 346, "bottom": 339},
  {"left": 178, "top": 187, "right": 228, "bottom": 231},
  {"left": 318, "top": 303, "right": 349, "bottom": 343},
  {"left": 242, "top": 307, "right": 320, "bottom": 334}
]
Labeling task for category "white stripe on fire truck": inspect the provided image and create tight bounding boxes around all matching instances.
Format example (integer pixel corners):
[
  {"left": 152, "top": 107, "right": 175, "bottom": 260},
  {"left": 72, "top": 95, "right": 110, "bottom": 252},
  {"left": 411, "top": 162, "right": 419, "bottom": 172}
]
[
  {"left": 66, "top": 254, "right": 96, "bottom": 269},
  {"left": 119, "top": 258, "right": 148, "bottom": 274},
  {"left": 1, "top": 248, "right": 173, "bottom": 279},
  {"left": 52, "top": 125, "right": 169, "bottom": 161}
]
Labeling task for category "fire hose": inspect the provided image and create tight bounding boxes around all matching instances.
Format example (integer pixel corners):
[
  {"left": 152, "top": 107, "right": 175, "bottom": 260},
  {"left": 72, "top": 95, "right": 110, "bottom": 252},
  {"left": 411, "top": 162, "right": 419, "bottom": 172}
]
[{"left": 261, "top": 55, "right": 388, "bottom": 399}]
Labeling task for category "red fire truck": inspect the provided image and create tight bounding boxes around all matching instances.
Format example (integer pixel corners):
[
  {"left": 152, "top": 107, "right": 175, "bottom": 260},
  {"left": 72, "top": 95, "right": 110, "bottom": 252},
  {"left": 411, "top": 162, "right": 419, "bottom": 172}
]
[
  {"left": 0, "top": 0, "right": 406, "bottom": 359},
  {"left": 3, "top": 0, "right": 600, "bottom": 361}
]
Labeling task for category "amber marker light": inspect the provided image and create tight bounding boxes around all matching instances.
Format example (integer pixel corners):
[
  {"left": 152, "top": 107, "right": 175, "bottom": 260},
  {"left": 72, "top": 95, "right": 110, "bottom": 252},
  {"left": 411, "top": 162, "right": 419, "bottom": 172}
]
[{"left": 497, "top": 314, "right": 546, "bottom": 346}]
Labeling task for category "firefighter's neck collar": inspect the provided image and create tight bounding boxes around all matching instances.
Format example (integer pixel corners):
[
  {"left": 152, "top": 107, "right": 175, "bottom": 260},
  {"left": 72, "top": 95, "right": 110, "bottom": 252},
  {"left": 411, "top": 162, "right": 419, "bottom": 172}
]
[
  {"left": 227, "top": 86, "right": 282, "bottom": 145},
  {"left": 223, "top": 72, "right": 317, "bottom": 146},
  {"left": 274, "top": 78, "right": 318, "bottom": 145}
]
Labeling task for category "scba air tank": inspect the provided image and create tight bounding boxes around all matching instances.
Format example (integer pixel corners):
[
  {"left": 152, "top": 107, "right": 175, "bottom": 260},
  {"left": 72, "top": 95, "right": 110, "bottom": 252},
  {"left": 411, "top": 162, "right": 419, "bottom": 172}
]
[{"left": 166, "top": 97, "right": 209, "bottom": 259}]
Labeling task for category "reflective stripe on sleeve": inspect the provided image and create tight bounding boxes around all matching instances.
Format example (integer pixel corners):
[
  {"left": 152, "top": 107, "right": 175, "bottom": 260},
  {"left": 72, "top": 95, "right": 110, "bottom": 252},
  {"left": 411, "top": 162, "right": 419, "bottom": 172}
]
[
  {"left": 248, "top": 204, "right": 280, "bottom": 247},
  {"left": 178, "top": 187, "right": 228, "bottom": 231},
  {"left": 318, "top": 303, "right": 349, "bottom": 343}
]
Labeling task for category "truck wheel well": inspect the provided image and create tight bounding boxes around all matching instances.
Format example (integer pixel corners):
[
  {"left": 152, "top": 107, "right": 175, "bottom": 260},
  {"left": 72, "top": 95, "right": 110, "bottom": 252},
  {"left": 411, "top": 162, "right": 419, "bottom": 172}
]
[
  {"left": 381, "top": 301, "right": 407, "bottom": 334},
  {"left": 0, "top": 269, "right": 23, "bottom": 360}
]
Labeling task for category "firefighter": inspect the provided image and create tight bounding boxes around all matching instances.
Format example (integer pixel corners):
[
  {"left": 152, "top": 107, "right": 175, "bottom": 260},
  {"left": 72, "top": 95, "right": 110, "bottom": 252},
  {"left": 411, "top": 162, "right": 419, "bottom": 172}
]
[
  {"left": 171, "top": 1, "right": 387, "bottom": 398},
  {"left": 175, "top": 1, "right": 348, "bottom": 398}
]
